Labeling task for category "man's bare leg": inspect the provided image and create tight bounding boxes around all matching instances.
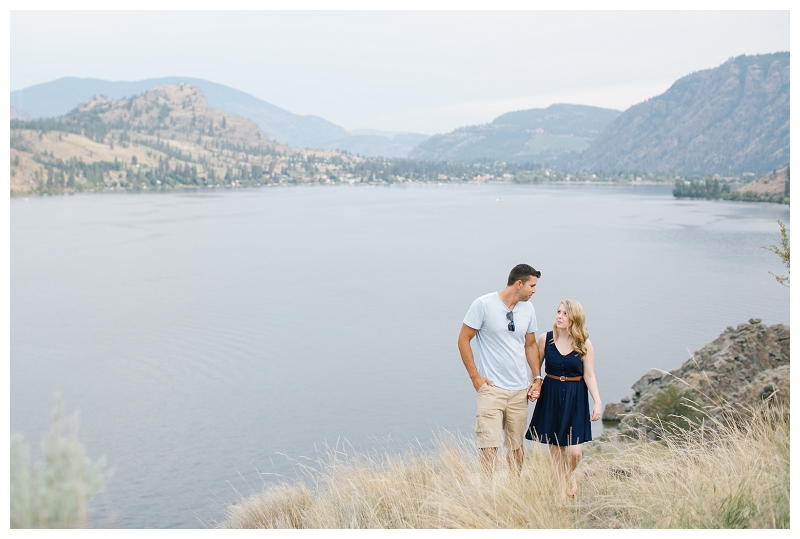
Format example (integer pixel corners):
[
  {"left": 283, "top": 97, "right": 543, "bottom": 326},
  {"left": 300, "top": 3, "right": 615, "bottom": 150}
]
[
  {"left": 506, "top": 447, "right": 523, "bottom": 475},
  {"left": 479, "top": 447, "right": 498, "bottom": 477}
]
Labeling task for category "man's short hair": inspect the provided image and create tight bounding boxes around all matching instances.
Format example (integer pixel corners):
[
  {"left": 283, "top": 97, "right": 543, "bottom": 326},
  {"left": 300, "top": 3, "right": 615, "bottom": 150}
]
[{"left": 507, "top": 264, "right": 541, "bottom": 286}]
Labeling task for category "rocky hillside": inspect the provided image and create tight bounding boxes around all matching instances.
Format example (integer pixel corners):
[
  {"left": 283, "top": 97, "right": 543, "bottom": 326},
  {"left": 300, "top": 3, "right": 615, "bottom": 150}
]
[
  {"left": 10, "top": 76, "right": 428, "bottom": 158},
  {"left": 579, "top": 53, "right": 789, "bottom": 176},
  {"left": 9, "top": 84, "right": 359, "bottom": 195},
  {"left": 10, "top": 85, "right": 498, "bottom": 195},
  {"left": 603, "top": 319, "right": 789, "bottom": 440},
  {"left": 408, "top": 104, "right": 620, "bottom": 166},
  {"left": 739, "top": 166, "right": 790, "bottom": 197}
]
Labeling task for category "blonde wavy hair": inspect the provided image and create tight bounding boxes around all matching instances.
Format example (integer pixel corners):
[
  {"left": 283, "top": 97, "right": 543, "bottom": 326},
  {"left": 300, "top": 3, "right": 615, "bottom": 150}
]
[{"left": 551, "top": 299, "right": 589, "bottom": 359}]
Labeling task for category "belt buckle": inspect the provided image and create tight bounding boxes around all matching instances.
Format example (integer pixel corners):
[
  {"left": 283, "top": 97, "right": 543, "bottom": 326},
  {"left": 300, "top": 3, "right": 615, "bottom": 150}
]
[{"left": 559, "top": 376, "right": 566, "bottom": 381}]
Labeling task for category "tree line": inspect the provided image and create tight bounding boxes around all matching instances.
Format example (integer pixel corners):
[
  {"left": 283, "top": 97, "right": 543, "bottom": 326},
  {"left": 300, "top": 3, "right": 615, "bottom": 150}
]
[{"left": 673, "top": 171, "right": 789, "bottom": 204}]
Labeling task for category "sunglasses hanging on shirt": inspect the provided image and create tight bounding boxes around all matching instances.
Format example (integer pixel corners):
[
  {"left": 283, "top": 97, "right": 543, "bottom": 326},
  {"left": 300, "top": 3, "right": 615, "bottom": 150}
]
[{"left": 506, "top": 311, "right": 515, "bottom": 332}]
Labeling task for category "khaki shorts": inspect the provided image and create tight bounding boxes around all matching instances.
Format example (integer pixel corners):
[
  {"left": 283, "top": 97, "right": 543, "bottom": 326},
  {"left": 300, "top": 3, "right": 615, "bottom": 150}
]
[{"left": 475, "top": 384, "right": 529, "bottom": 450}]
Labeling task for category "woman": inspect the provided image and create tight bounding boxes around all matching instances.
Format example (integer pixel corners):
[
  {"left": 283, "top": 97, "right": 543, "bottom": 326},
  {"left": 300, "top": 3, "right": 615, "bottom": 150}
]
[{"left": 526, "top": 300, "right": 601, "bottom": 499}]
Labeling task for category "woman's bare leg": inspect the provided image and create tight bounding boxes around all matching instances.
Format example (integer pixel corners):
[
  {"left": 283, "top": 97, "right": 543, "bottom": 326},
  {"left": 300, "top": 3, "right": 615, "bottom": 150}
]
[
  {"left": 565, "top": 444, "right": 583, "bottom": 497},
  {"left": 548, "top": 445, "right": 567, "bottom": 501}
]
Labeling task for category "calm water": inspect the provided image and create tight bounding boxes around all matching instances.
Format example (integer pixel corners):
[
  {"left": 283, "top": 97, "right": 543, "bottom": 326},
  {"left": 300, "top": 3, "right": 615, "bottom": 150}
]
[{"left": 10, "top": 184, "right": 790, "bottom": 528}]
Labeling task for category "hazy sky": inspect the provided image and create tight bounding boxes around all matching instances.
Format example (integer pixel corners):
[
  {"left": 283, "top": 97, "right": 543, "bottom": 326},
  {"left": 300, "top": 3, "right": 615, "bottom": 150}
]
[{"left": 10, "top": 10, "right": 790, "bottom": 134}]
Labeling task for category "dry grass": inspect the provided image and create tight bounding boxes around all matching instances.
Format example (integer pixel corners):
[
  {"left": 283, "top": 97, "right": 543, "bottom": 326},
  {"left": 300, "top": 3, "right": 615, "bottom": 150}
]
[{"left": 220, "top": 401, "right": 788, "bottom": 529}]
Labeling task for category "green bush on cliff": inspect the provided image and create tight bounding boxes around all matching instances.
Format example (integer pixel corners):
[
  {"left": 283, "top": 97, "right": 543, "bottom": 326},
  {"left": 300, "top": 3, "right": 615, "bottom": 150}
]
[{"left": 641, "top": 384, "right": 704, "bottom": 434}]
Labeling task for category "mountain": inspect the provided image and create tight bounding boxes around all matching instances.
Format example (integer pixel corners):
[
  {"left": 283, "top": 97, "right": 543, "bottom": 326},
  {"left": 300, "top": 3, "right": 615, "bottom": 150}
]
[
  {"left": 10, "top": 77, "right": 427, "bottom": 158},
  {"left": 10, "top": 107, "right": 30, "bottom": 120},
  {"left": 10, "top": 77, "right": 343, "bottom": 147},
  {"left": 578, "top": 52, "right": 789, "bottom": 175},
  {"left": 10, "top": 84, "right": 477, "bottom": 196},
  {"left": 326, "top": 131, "right": 429, "bottom": 158},
  {"left": 9, "top": 84, "right": 362, "bottom": 194},
  {"left": 407, "top": 104, "right": 621, "bottom": 166},
  {"left": 343, "top": 129, "right": 430, "bottom": 157}
]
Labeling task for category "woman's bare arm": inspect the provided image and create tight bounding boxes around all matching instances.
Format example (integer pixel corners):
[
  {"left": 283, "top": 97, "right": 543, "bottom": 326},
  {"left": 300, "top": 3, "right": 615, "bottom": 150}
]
[{"left": 582, "top": 339, "right": 602, "bottom": 421}]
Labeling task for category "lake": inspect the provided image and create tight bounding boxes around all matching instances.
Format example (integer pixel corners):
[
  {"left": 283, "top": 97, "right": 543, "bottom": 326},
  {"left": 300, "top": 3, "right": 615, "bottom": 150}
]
[{"left": 10, "top": 183, "right": 790, "bottom": 528}]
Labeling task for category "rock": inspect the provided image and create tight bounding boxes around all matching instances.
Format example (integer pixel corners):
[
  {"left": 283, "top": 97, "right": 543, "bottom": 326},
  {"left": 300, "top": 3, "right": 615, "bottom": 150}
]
[
  {"left": 760, "top": 383, "right": 777, "bottom": 400},
  {"left": 604, "top": 321, "right": 789, "bottom": 439},
  {"left": 737, "top": 364, "right": 790, "bottom": 407},
  {"left": 602, "top": 402, "right": 626, "bottom": 421},
  {"left": 632, "top": 368, "right": 666, "bottom": 394}
]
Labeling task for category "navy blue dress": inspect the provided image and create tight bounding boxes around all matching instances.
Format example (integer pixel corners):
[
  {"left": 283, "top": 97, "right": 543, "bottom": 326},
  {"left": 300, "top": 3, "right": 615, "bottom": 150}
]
[{"left": 526, "top": 331, "right": 592, "bottom": 446}]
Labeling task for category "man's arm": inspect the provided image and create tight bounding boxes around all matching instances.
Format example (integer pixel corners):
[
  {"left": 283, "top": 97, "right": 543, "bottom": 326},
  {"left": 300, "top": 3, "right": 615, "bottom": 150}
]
[
  {"left": 526, "top": 332, "right": 544, "bottom": 401},
  {"left": 457, "top": 323, "right": 492, "bottom": 391}
]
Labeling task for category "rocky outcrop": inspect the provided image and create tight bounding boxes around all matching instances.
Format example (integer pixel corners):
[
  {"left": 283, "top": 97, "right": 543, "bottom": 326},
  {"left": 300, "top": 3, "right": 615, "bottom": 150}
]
[
  {"left": 75, "top": 84, "right": 279, "bottom": 149},
  {"left": 603, "top": 319, "right": 789, "bottom": 439}
]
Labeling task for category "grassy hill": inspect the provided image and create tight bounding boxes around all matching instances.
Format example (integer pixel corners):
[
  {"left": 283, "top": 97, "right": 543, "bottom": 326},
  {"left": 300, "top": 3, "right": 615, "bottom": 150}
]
[
  {"left": 219, "top": 403, "right": 788, "bottom": 528},
  {"left": 220, "top": 321, "right": 790, "bottom": 528},
  {"left": 409, "top": 104, "right": 620, "bottom": 167},
  {"left": 738, "top": 166, "right": 789, "bottom": 197}
]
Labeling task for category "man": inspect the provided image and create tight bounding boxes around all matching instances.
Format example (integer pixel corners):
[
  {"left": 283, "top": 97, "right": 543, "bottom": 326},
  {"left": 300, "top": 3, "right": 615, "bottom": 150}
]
[{"left": 457, "top": 264, "right": 543, "bottom": 475}]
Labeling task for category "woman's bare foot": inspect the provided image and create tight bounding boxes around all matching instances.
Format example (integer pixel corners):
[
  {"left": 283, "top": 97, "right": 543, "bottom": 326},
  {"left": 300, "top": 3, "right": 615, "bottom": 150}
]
[
  {"left": 566, "top": 473, "right": 578, "bottom": 498},
  {"left": 552, "top": 476, "right": 567, "bottom": 503}
]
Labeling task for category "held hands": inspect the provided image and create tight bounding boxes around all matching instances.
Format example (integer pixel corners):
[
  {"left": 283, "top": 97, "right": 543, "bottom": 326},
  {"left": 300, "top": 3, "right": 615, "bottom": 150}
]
[
  {"left": 527, "top": 379, "right": 542, "bottom": 402},
  {"left": 590, "top": 401, "right": 602, "bottom": 422},
  {"left": 471, "top": 375, "right": 494, "bottom": 392}
]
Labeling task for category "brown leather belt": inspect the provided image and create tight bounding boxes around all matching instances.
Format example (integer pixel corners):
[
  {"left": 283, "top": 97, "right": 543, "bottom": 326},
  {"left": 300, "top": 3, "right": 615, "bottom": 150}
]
[{"left": 546, "top": 373, "right": 583, "bottom": 382}]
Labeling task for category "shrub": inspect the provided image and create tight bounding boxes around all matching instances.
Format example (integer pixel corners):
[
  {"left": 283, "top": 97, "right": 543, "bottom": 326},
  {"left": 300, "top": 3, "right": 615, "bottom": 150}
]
[
  {"left": 10, "top": 396, "right": 111, "bottom": 528},
  {"left": 641, "top": 384, "right": 704, "bottom": 434}
]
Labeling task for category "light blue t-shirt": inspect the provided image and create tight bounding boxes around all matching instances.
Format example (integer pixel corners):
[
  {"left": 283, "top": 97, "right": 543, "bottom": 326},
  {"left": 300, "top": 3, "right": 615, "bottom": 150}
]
[{"left": 463, "top": 292, "right": 538, "bottom": 390}]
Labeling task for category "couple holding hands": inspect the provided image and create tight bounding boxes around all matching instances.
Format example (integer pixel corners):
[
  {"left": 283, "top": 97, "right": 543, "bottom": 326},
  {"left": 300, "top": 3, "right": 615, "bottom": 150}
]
[{"left": 457, "top": 264, "right": 602, "bottom": 500}]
